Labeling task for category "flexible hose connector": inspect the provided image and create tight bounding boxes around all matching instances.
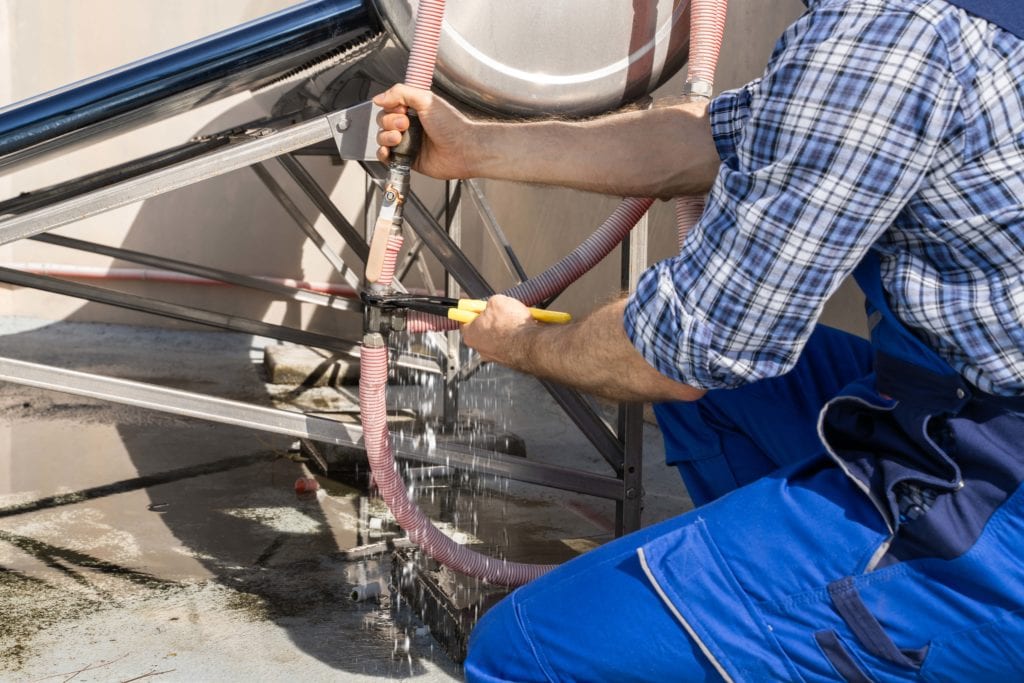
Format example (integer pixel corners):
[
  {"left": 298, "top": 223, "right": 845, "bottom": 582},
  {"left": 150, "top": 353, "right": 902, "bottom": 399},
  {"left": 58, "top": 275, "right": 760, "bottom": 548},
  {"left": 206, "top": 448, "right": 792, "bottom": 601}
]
[
  {"left": 361, "top": 0, "right": 730, "bottom": 588},
  {"left": 375, "top": 233, "right": 404, "bottom": 286},
  {"left": 404, "top": 0, "right": 446, "bottom": 90},
  {"left": 406, "top": 196, "right": 657, "bottom": 333},
  {"left": 504, "top": 196, "right": 657, "bottom": 305},
  {"left": 360, "top": 345, "right": 556, "bottom": 585},
  {"left": 686, "top": 0, "right": 729, "bottom": 88},
  {"left": 406, "top": 310, "right": 450, "bottom": 333},
  {"left": 676, "top": 0, "right": 728, "bottom": 248},
  {"left": 674, "top": 195, "right": 706, "bottom": 246}
]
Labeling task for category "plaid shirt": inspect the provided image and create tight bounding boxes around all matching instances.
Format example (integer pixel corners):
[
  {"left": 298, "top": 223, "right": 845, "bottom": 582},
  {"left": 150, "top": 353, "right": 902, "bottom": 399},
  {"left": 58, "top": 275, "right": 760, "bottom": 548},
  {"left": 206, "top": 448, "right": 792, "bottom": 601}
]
[{"left": 624, "top": 0, "right": 1024, "bottom": 396}]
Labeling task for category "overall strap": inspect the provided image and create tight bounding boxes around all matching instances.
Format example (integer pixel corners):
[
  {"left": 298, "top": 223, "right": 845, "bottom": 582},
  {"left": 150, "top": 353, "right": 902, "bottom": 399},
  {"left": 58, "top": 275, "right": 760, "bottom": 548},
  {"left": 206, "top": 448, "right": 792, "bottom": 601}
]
[
  {"left": 944, "top": 0, "right": 1024, "bottom": 39},
  {"left": 852, "top": 251, "right": 958, "bottom": 380}
]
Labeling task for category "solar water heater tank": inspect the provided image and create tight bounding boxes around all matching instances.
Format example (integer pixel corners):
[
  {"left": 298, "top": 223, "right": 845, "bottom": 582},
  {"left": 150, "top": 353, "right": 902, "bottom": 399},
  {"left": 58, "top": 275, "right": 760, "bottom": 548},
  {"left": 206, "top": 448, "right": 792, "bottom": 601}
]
[
  {"left": 0, "top": 0, "right": 690, "bottom": 170},
  {"left": 374, "top": 0, "right": 691, "bottom": 116}
]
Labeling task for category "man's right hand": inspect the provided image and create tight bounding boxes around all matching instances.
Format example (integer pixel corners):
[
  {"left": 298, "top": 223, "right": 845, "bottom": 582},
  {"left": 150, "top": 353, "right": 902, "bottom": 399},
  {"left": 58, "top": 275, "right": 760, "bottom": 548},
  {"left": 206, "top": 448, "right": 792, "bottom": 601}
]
[{"left": 373, "top": 84, "right": 477, "bottom": 180}]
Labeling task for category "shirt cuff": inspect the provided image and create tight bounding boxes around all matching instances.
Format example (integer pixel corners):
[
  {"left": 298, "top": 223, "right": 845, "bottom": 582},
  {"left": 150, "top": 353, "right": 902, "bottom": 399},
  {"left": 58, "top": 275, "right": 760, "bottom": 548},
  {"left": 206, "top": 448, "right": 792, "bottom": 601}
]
[
  {"left": 707, "top": 82, "right": 755, "bottom": 168},
  {"left": 624, "top": 261, "right": 718, "bottom": 390}
]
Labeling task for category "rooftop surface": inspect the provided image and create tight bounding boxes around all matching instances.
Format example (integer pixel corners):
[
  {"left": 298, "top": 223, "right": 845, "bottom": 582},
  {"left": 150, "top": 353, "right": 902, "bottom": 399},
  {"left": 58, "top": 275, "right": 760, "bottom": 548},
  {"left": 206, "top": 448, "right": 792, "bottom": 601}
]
[{"left": 0, "top": 317, "right": 691, "bottom": 681}]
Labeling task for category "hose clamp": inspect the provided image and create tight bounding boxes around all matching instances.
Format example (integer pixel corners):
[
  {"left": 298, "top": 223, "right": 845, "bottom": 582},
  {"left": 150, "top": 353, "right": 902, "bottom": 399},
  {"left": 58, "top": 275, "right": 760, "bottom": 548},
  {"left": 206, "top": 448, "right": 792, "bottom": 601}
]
[{"left": 683, "top": 80, "right": 714, "bottom": 100}]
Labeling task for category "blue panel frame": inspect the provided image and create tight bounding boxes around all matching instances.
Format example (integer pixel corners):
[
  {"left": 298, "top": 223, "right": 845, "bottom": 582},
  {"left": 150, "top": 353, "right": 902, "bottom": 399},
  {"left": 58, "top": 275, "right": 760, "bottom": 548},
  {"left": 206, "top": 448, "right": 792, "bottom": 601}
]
[{"left": 0, "top": 0, "right": 375, "bottom": 169}]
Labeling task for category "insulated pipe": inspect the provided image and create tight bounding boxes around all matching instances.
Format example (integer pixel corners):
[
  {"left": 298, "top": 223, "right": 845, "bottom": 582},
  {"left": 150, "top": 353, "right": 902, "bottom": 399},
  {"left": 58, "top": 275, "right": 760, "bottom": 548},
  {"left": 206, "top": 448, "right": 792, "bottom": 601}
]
[
  {"left": 674, "top": 195, "right": 707, "bottom": 246},
  {"left": 685, "top": 0, "right": 729, "bottom": 90},
  {"left": 407, "top": 197, "right": 656, "bottom": 333},
  {"left": 676, "top": 0, "right": 729, "bottom": 246},
  {"left": 360, "top": 344, "right": 555, "bottom": 585}
]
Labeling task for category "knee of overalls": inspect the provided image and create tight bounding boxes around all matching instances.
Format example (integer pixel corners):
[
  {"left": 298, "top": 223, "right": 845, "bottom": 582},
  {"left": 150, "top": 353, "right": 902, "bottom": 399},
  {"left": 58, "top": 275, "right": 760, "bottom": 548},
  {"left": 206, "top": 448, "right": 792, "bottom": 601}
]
[{"left": 465, "top": 598, "right": 549, "bottom": 683}]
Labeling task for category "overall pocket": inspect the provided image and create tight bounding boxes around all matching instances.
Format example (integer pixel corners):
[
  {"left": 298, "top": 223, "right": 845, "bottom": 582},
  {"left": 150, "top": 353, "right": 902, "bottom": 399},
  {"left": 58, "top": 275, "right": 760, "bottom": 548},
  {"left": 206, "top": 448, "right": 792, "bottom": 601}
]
[{"left": 919, "top": 609, "right": 1024, "bottom": 682}]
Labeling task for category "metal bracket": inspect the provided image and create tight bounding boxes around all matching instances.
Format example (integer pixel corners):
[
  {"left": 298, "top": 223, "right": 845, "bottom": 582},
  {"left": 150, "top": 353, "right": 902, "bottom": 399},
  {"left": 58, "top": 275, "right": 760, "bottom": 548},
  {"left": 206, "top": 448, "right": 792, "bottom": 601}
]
[{"left": 326, "top": 100, "right": 380, "bottom": 161}]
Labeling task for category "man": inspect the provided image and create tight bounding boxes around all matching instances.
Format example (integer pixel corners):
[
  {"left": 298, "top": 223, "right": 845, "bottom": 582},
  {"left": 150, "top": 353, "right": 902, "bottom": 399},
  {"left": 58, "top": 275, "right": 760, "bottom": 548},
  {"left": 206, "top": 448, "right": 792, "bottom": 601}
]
[{"left": 376, "top": 0, "right": 1024, "bottom": 680}]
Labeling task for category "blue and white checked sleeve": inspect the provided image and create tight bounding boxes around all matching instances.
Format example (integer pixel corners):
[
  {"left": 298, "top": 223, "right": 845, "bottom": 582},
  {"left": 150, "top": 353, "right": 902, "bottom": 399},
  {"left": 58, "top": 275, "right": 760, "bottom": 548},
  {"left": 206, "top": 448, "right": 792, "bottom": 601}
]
[{"left": 624, "top": 1, "right": 962, "bottom": 390}]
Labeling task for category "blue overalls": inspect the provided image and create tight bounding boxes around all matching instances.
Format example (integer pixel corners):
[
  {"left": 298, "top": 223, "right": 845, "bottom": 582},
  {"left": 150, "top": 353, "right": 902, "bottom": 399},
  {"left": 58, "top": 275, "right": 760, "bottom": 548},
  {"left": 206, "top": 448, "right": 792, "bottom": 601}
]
[
  {"left": 466, "top": 248, "right": 1024, "bottom": 681},
  {"left": 465, "top": 3, "right": 1024, "bottom": 679},
  {"left": 640, "top": 251, "right": 1024, "bottom": 681}
]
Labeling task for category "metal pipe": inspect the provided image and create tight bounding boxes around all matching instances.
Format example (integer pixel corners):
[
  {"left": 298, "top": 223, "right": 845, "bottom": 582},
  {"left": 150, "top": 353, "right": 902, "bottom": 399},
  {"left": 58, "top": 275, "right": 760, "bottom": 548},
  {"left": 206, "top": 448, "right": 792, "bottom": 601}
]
[
  {"left": 29, "top": 231, "right": 370, "bottom": 307},
  {"left": 0, "top": 265, "right": 379, "bottom": 362},
  {"left": 0, "top": 355, "right": 624, "bottom": 500},
  {"left": 0, "top": 262, "right": 363, "bottom": 302}
]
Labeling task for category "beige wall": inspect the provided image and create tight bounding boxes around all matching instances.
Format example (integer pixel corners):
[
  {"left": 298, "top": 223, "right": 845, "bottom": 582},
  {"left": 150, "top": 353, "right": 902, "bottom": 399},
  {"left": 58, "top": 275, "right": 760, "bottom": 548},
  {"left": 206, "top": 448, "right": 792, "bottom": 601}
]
[
  {"left": 0, "top": 0, "right": 865, "bottom": 337},
  {"left": 1, "top": 0, "right": 373, "bottom": 337}
]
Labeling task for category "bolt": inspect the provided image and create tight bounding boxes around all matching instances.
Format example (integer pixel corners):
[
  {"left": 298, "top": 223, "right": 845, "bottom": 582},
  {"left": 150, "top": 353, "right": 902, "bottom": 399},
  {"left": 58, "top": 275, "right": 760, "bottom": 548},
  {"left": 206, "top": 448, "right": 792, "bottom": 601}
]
[
  {"left": 625, "top": 487, "right": 638, "bottom": 499},
  {"left": 335, "top": 117, "right": 350, "bottom": 133}
]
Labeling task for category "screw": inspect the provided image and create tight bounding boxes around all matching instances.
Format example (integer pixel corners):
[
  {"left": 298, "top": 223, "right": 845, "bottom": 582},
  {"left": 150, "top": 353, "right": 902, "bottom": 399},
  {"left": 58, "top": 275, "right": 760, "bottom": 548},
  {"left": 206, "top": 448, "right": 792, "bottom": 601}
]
[{"left": 336, "top": 118, "right": 350, "bottom": 133}]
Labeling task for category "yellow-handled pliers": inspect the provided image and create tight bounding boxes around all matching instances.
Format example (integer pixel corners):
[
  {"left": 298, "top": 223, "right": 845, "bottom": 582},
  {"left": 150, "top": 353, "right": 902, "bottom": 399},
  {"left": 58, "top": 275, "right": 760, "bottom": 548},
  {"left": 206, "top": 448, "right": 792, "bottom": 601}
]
[
  {"left": 362, "top": 293, "right": 571, "bottom": 325},
  {"left": 446, "top": 298, "right": 571, "bottom": 324}
]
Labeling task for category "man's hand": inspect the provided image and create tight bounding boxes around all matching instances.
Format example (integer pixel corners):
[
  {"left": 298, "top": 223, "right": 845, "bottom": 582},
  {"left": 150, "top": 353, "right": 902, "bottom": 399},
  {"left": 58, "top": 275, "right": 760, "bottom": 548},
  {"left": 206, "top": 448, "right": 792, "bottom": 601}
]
[
  {"left": 374, "top": 85, "right": 718, "bottom": 197},
  {"left": 461, "top": 295, "right": 537, "bottom": 366},
  {"left": 373, "top": 84, "right": 477, "bottom": 179},
  {"left": 460, "top": 296, "right": 705, "bottom": 403}
]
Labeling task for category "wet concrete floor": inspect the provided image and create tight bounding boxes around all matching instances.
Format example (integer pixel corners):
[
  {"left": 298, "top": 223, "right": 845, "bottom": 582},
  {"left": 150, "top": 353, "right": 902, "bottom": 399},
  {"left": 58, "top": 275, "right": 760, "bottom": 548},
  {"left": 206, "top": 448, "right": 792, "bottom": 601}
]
[{"left": 0, "top": 317, "right": 691, "bottom": 681}]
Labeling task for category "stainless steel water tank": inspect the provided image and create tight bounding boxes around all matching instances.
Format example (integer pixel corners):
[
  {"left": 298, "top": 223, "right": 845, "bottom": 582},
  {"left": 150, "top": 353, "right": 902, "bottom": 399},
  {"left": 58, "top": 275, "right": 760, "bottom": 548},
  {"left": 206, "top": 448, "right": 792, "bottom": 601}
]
[
  {"left": 0, "top": 0, "right": 691, "bottom": 170},
  {"left": 374, "top": 0, "right": 691, "bottom": 116}
]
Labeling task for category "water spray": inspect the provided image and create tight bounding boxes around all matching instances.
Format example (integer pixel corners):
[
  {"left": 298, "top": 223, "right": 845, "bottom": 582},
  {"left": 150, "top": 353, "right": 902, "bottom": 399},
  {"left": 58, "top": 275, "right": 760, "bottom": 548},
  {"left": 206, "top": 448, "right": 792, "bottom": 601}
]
[{"left": 360, "top": 0, "right": 730, "bottom": 587}]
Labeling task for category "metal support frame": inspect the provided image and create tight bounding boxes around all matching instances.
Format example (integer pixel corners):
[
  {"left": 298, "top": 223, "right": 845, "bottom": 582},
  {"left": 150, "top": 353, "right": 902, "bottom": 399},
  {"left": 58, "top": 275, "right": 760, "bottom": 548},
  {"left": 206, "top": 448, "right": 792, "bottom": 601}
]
[
  {"left": 443, "top": 181, "right": 462, "bottom": 428},
  {"left": 616, "top": 214, "right": 649, "bottom": 534},
  {"left": 0, "top": 356, "right": 624, "bottom": 501},
  {"left": 0, "top": 98, "right": 647, "bottom": 536},
  {"left": 0, "top": 117, "right": 334, "bottom": 245}
]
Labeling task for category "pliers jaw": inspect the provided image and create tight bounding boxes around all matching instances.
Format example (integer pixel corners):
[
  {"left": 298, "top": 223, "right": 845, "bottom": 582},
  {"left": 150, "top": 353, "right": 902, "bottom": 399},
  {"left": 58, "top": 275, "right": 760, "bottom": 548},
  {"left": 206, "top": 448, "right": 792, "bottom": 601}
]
[{"left": 361, "top": 291, "right": 409, "bottom": 337}]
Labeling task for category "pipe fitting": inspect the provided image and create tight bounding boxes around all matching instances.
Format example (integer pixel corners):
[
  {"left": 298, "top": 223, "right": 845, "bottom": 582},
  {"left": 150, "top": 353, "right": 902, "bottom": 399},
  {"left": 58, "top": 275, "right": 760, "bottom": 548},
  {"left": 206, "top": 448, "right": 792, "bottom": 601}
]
[
  {"left": 350, "top": 580, "right": 382, "bottom": 602},
  {"left": 683, "top": 79, "right": 714, "bottom": 99},
  {"left": 362, "top": 291, "right": 406, "bottom": 336},
  {"left": 362, "top": 331, "right": 387, "bottom": 349}
]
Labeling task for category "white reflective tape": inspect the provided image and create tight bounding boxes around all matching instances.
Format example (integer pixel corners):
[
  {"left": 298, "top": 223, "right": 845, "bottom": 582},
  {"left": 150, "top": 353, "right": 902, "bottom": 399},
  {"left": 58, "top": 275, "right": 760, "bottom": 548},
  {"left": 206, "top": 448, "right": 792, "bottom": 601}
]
[{"left": 637, "top": 548, "right": 734, "bottom": 683}]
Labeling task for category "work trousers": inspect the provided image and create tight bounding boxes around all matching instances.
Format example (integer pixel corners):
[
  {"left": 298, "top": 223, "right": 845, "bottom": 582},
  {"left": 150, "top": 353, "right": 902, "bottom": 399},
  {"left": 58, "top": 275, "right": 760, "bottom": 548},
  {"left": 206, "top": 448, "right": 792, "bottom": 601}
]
[
  {"left": 465, "top": 326, "right": 870, "bottom": 681},
  {"left": 465, "top": 325, "right": 1024, "bottom": 681}
]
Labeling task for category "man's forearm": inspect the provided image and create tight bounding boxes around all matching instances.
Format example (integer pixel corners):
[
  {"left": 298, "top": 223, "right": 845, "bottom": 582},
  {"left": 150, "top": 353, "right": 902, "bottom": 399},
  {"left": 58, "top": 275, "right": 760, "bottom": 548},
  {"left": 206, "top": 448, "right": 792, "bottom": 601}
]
[
  {"left": 500, "top": 299, "right": 705, "bottom": 403},
  {"left": 469, "top": 99, "right": 720, "bottom": 200}
]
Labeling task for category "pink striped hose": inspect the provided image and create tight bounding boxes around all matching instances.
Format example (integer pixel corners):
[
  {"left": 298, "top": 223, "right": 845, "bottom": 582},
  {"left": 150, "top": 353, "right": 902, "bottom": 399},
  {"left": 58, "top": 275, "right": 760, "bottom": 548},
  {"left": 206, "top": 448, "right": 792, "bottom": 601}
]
[
  {"left": 375, "top": 233, "right": 404, "bottom": 287},
  {"left": 403, "top": 0, "right": 446, "bottom": 90},
  {"left": 405, "top": 1, "right": 729, "bottom": 335},
  {"left": 359, "top": 0, "right": 557, "bottom": 586},
  {"left": 676, "top": 0, "right": 729, "bottom": 246},
  {"left": 406, "top": 196, "right": 657, "bottom": 333},
  {"left": 686, "top": 0, "right": 729, "bottom": 86},
  {"left": 361, "top": 0, "right": 729, "bottom": 587},
  {"left": 360, "top": 345, "right": 553, "bottom": 585}
]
